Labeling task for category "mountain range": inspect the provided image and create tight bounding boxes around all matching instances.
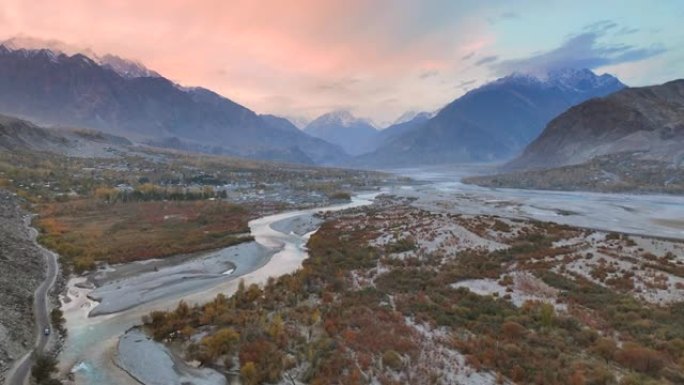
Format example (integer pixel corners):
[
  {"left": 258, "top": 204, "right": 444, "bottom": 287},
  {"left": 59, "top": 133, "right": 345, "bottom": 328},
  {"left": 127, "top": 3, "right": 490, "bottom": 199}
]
[
  {"left": 507, "top": 79, "right": 684, "bottom": 170},
  {"left": 303, "top": 110, "right": 435, "bottom": 157},
  {"left": 304, "top": 111, "right": 378, "bottom": 156},
  {"left": 466, "top": 79, "right": 684, "bottom": 193},
  {"left": 354, "top": 69, "right": 625, "bottom": 167},
  {"left": 0, "top": 38, "right": 646, "bottom": 172},
  {"left": 0, "top": 39, "right": 347, "bottom": 165}
]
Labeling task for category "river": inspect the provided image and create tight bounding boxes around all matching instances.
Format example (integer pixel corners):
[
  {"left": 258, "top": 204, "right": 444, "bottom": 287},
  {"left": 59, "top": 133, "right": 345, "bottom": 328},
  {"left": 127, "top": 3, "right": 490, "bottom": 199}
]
[
  {"left": 58, "top": 192, "right": 380, "bottom": 385},
  {"left": 57, "top": 167, "right": 684, "bottom": 384},
  {"left": 390, "top": 166, "right": 684, "bottom": 240}
]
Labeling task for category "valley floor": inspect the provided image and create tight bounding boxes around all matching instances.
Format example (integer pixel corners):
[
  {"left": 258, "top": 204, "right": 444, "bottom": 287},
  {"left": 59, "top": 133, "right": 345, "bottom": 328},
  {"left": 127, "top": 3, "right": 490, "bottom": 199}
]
[
  {"left": 464, "top": 154, "right": 684, "bottom": 195},
  {"left": 142, "top": 193, "right": 684, "bottom": 385},
  {"left": 7, "top": 159, "right": 684, "bottom": 385}
]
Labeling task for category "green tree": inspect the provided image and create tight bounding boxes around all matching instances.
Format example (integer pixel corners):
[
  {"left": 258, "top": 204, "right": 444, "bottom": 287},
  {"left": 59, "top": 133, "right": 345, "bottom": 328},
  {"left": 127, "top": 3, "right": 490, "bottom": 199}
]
[
  {"left": 32, "top": 354, "right": 58, "bottom": 384},
  {"left": 50, "top": 308, "right": 66, "bottom": 333},
  {"left": 540, "top": 303, "right": 555, "bottom": 329}
]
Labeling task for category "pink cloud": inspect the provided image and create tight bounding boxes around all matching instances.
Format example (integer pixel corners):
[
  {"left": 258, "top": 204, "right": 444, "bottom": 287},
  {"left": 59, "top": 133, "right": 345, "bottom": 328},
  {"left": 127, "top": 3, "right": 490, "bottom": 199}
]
[{"left": 0, "top": 0, "right": 495, "bottom": 121}]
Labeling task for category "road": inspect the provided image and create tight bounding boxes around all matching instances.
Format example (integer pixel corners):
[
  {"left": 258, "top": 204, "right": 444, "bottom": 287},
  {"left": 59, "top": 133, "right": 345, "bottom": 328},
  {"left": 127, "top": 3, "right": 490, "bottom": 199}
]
[{"left": 4, "top": 216, "right": 59, "bottom": 385}]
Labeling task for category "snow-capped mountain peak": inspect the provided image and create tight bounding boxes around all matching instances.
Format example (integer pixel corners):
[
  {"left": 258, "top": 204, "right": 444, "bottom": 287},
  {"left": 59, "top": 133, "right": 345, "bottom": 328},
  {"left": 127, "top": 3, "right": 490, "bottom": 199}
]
[
  {"left": 1, "top": 36, "right": 95, "bottom": 57},
  {"left": 544, "top": 68, "right": 623, "bottom": 92},
  {"left": 314, "top": 110, "right": 375, "bottom": 128},
  {"left": 304, "top": 110, "right": 379, "bottom": 156},
  {"left": 0, "top": 36, "right": 160, "bottom": 79},
  {"left": 98, "top": 54, "right": 160, "bottom": 78},
  {"left": 481, "top": 68, "right": 624, "bottom": 95},
  {"left": 324, "top": 110, "right": 358, "bottom": 126}
]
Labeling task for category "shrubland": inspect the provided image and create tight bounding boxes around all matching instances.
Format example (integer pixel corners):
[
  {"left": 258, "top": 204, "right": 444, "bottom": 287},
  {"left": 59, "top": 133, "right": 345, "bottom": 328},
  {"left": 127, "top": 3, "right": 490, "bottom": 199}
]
[{"left": 143, "top": 200, "right": 684, "bottom": 384}]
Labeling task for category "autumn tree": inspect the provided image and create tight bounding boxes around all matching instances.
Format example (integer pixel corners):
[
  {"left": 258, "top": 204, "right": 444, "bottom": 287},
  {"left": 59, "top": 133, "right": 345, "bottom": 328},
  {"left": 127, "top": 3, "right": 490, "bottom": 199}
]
[
  {"left": 200, "top": 328, "right": 240, "bottom": 363},
  {"left": 267, "top": 314, "right": 286, "bottom": 347},
  {"left": 615, "top": 343, "right": 665, "bottom": 375},
  {"left": 94, "top": 186, "right": 119, "bottom": 202},
  {"left": 569, "top": 369, "right": 586, "bottom": 385},
  {"left": 239, "top": 338, "right": 284, "bottom": 384},
  {"left": 241, "top": 361, "right": 258, "bottom": 385}
]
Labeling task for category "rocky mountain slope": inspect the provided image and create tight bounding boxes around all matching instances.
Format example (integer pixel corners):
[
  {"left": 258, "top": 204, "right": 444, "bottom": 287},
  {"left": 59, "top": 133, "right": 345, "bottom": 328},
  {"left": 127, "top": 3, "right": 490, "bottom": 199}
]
[
  {"left": 507, "top": 79, "right": 684, "bottom": 170},
  {"left": 357, "top": 69, "right": 625, "bottom": 167},
  {"left": 377, "top": 111, "right": 432, "bottom": 143},
  {"left": 467, "top": 80, "right": 684, "bottom": 194},
  {"left": 0, "top": 191, "right": 46, "bottom": 382},
  {"left": 0, "top": 114, "right": 134, "bottom": 157},
  {"left": 0, "top": 42, "right": 346, "bottom": 165},
  {"left": 258, "top": 114, "right": 303, "bottom": 134}
]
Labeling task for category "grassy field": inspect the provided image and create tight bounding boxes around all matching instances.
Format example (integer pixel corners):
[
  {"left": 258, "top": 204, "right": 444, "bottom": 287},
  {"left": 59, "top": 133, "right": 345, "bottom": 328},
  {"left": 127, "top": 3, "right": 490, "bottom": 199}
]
[
  {"left": 0, "top": 146, "right": 393, "bottom": 273},
  {"left": 37, "top": 199, "right": 256, "bottom": 272}
]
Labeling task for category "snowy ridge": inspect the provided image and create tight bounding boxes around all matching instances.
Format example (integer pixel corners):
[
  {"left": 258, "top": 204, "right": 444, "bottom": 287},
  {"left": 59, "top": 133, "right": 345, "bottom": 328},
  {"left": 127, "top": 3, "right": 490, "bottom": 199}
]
[
  {"left": 545, "top": 68, "right": 624, "bottom": 92},
  {"left": 312, "top": 110, "right": 377, "bottom": 128},
  {"left": 486, "top": 68, "right": 623, "bottom": 92},
  {"left": 0, "top": 36, "right": 160, "bottom": 78},
  {"left": 98, "top": 54, "right": 161, "bottom": 78}
]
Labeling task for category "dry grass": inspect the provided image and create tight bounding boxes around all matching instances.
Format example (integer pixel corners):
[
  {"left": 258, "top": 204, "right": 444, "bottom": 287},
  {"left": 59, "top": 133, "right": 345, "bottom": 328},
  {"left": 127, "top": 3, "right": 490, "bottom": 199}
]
[{"left": 37, "top": 199, "right": 255, "bottom": 271}]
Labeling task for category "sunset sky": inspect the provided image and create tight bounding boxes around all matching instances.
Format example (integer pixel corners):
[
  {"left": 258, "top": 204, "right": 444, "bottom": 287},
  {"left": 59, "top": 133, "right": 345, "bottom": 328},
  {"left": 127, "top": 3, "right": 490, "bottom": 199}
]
[{"left": 0, "top": 0, "right": 681, "bottom": 125}]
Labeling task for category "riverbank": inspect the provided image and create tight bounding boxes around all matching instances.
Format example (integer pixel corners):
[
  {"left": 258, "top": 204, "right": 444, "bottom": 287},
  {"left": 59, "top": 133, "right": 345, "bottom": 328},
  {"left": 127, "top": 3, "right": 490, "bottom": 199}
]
[
  {"left": 116, "top": 328, "right": 226, "bottom": 385},
  {"left": 269, "top": 212, "right": 323, "bottom": 236},
  {"left": 140, "top": 193, "right": 684, "bottom": 384},
  {"left": 57, "top": 193, "right": 379, "bottom": 385},
  {"left": 387, "top": 167, "right": 684, "bottom": 241},
  {"left": 83, "top": 212, "right": 330, "bottom": 317},
  {"left": 87, "top": 241, "right": 272, "bottom": 317}
]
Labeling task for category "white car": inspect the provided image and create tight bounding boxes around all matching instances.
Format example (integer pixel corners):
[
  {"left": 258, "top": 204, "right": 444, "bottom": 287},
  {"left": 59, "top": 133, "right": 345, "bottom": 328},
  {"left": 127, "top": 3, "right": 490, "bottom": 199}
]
[{"left": 44, "top": 327, "right": 50, "bottom": 336}]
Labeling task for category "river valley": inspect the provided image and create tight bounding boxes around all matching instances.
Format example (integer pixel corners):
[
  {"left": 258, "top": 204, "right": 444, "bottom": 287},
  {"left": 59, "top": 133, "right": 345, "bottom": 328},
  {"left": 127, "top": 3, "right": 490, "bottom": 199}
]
[
  {"left": 56, "top": 167, "right": 684, "bottom": 384},
  {"left": 57, "top": 193, "right": 380, "bottom": 385}
]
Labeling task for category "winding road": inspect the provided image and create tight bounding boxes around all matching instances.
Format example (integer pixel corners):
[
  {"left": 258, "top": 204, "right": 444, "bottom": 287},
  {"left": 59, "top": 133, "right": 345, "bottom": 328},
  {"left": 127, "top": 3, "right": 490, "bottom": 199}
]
[{"left": 5, "top": 216, "right": 59, "bottom": 385}]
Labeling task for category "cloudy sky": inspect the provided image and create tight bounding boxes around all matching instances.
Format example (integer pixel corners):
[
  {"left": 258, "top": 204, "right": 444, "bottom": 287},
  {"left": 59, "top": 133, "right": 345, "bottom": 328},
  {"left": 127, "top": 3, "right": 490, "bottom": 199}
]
[{"left": 0, "top": 0, "right": 681, "bottom": 125}]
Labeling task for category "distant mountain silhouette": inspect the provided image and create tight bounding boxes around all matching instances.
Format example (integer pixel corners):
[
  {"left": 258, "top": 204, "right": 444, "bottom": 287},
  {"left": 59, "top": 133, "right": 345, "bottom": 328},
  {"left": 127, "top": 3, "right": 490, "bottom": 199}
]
[
  {"left": 0, "top": 43, "right": 347, "bottom": 165},
  {"left": 507, "top": 79, "right": 684, "bottom": 170},
  {"left": 355, "top": 69, "right": 625, "bottom": 167},
  {"left": 304, "top": 111, "right": 379, "bottom": 156},
  {"left": 466, "top": 79, "right": 684, "bottom": 194}
]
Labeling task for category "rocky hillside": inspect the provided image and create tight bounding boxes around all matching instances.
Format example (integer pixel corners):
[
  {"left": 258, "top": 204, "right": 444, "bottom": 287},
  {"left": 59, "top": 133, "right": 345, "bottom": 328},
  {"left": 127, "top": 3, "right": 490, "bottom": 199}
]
[
  {"left": 357, "top": 69, "right": 625, "bottom": 167},
  {"left": 507, "top": 79, "right": 684, "bottom": 170},
  {"left": 0, "top": 114, "right": 138, "bottom": 159},
  {"left": 0, "top": 191, "right": 45, "bottom": 381},
  {"left": 0, "top": 43, "right": 347, "bottom": 165},
  {"left": 467, "top": 80, "right": 684, "bottom": 194}
]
